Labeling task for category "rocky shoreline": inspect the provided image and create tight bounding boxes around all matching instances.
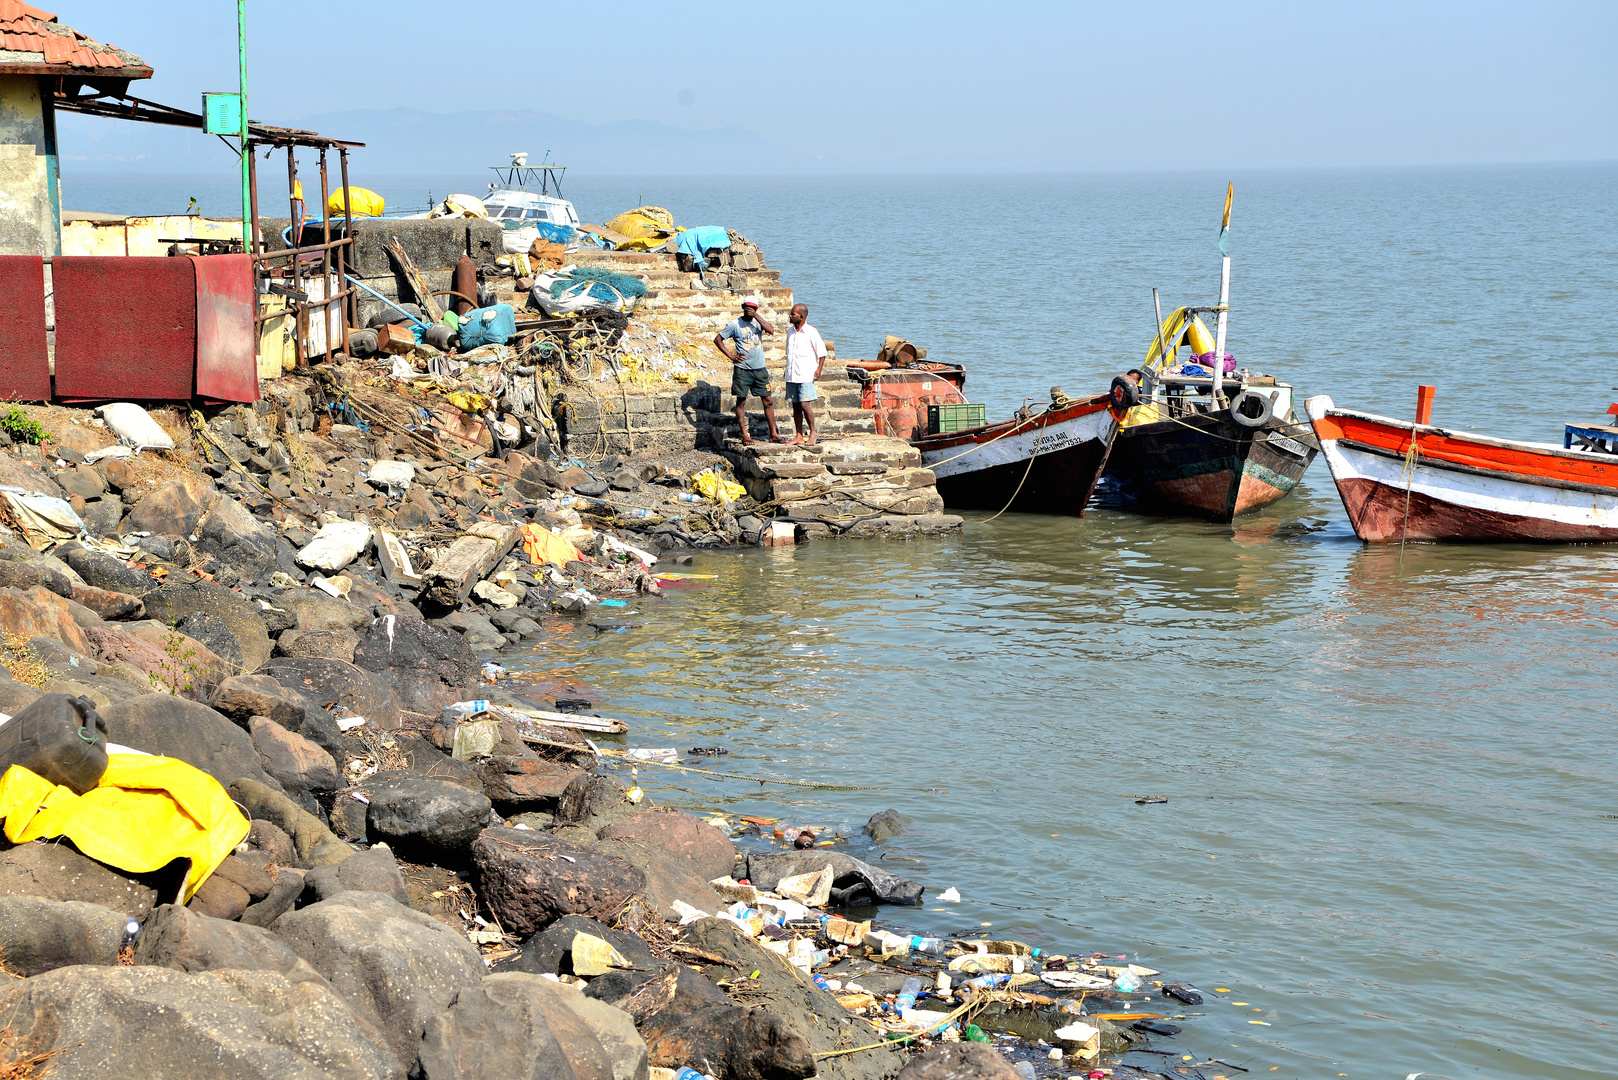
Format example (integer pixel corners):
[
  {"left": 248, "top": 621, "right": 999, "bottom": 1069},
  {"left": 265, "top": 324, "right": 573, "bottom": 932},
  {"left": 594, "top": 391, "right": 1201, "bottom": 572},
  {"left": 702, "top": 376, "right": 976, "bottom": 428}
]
[{"left": 0, "top": 394, "right": 1195, "bottom": 1080}]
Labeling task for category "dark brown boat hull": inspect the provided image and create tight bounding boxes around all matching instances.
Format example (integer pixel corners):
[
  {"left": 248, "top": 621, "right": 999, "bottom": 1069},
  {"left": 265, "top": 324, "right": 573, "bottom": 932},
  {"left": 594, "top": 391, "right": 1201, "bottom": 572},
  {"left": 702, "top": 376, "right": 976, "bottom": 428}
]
[{"left": 1104, "top": 412, "right": 1318, "bottom": 523}]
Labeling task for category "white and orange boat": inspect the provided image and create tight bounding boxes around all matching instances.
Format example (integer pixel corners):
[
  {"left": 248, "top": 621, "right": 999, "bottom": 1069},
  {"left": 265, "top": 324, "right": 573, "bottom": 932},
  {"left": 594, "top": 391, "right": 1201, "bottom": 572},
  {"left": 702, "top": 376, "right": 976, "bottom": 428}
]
[{"left": 1305, "top": 387, "right": 1618, "bottom": 543}]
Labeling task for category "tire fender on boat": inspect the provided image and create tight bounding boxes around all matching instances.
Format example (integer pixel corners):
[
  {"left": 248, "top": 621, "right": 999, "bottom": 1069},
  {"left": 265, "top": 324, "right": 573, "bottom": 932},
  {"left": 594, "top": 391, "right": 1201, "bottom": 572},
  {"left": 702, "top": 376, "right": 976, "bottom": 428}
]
[
  {"left": 1109, "top": 376, "right": 1140, "bottom": 416},
  {"left": 1230, "top": 389, "right": 1274, "bottom": 429}
]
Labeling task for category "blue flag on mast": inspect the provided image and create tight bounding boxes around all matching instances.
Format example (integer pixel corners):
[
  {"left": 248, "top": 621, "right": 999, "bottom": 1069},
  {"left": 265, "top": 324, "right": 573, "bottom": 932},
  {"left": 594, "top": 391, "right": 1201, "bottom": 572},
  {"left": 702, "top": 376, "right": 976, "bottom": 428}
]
[{"left": 1218, "top": 182, "right": 1233, "bottom": 256}]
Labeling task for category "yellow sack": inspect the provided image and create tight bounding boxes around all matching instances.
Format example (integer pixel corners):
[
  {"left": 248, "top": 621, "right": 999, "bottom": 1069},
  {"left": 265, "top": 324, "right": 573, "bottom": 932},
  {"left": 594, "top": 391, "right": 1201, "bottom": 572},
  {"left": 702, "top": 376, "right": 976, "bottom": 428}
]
[
  {"left": 0, "top": 755, "right": 250, "bottom": 901},
  {"left": 1142, "top": 306, "right": 1215, "bottom": 370},
  {"left": 445, "top": 391, "right": 492, "bottom": 414},
  {"left": 605, "top": 206, "right": 678, "bottom": 251},
  {"left": 693, "top": 470, "right": 746, "bottom": 504},
  {"left": 440, "top": 193, "right": 487, "bottom": 219},
  {"left": 327, "top": 187, "right": 386, "bottom": 217},
  {"left": 570, "top": 932, "right": 631, "bottom": 976},
  {"left": 521, "top": 523, "right": 582, "bottom": 567}
]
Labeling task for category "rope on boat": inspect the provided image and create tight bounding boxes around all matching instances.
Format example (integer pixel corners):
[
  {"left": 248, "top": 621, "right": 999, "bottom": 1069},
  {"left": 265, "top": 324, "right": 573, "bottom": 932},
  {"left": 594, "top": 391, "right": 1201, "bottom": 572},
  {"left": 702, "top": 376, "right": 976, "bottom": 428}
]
[{"left": 1399, "top": 438, "right": 1423, "bottom": 564}]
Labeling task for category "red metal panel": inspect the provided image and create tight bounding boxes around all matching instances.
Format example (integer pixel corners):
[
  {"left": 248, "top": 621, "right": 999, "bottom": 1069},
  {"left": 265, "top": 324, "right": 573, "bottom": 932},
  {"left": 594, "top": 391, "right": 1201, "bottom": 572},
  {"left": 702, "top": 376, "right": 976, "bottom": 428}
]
[
  {"left": 0, "top": 255, "right": 50, "bottom": 401},
  {"left": 191, "top": 254, "right": 258, "bottom": 403},
  {"left": 53, "top": 256, "right": 195, "bottom": 401}
]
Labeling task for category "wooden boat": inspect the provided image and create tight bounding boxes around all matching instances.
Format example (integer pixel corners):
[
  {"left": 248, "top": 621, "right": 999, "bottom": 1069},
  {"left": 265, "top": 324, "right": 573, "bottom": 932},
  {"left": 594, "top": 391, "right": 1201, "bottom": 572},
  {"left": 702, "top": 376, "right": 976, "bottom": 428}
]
[
  {"left": 1305, "top": 389, "right": 1618, "bottom": 543},
  {"left": 1101, "top": 186, "right": 1318, "bottom": 522},
  {"left": 911, "top": 389, "right": 1126, "bottom": 514},
  {"left": 1104, "top": 371, "right": 1319, "bottom": 521}
]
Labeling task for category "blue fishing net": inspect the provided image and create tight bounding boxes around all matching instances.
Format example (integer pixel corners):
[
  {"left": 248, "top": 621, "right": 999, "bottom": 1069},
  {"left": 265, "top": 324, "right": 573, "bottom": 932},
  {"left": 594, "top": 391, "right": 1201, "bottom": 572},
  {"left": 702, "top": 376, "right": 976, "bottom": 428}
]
[{"left": 549, "top": 267, "right": 648, "bottom": 303}]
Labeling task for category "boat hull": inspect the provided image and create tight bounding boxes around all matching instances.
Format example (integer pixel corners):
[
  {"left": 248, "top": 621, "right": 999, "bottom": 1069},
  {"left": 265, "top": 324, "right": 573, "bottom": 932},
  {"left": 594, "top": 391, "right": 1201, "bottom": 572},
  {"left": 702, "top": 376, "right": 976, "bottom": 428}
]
[
  {"left": 1105, "top": 411, "right": 1318, "bottom": 522},
  {"left": 1305, "top": 395, "right": 1618, "bottom": 543},
  {"left": 916, "top": 397, "right": 1119, "bottom": 515}
]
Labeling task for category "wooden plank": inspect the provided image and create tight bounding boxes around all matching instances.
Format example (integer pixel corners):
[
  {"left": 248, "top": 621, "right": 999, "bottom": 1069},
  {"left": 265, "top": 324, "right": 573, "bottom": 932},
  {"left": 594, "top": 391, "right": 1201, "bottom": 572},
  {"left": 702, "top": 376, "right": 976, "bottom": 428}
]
[
  {"left": 421, "top": 522, "right": 517, "bottom": 606},
  {"left": 385, "top": 236, "right": 444, "bottom": 323},
  {"left": 511, "top": 708, "right": 628, "bottom": 735}
]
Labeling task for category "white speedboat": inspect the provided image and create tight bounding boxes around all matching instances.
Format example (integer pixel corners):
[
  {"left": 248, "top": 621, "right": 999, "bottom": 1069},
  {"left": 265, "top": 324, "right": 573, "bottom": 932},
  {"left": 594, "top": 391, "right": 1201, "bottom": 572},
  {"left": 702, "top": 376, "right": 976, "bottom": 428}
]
[{"left": 482, "top": 152, "right": 579, "bottom": 251}]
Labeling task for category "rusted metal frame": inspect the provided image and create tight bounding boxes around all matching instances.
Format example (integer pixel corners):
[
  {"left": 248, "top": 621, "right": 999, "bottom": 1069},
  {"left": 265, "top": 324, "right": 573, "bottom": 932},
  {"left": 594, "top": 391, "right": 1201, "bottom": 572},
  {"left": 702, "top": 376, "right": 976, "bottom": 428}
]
[
  {"left": 286, "top": 146, "right": 309, "bottom": 373},
  {"left": 256, "top": 237, "right": 353, "bottom": 259},
  {"left": 339, "top": 148, "right": 356, "bottom": 333},
  {"left": 318, "top": 149, "right": 333, "bottom": 364},
  {"left": 253, "top": 284, "right": 356, "bottom": 326},
  {"left": 52, "top": 92, "right": 364, "bottom": 149}
]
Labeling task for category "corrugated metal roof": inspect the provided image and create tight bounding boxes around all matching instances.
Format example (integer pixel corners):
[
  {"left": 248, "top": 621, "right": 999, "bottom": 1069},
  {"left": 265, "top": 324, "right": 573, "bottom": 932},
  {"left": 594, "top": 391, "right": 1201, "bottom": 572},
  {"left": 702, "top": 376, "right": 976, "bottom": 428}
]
[{"left": 0, "top": 1, "right": 149, "bottom": 75}]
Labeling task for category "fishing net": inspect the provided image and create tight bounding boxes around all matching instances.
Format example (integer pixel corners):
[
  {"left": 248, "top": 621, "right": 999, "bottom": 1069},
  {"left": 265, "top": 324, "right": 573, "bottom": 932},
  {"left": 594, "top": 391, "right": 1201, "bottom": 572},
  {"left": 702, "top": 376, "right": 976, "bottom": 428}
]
[{"left": 548, "top": 268, "right": 649, "bottom": 303}]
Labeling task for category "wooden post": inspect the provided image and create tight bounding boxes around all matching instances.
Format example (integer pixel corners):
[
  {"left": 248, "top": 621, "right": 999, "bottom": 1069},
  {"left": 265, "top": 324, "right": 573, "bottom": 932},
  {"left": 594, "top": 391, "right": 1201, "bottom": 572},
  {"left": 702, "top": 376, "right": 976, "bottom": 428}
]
[{"left": 1416, "top": 385, "right": 1436, "bottom": 426}]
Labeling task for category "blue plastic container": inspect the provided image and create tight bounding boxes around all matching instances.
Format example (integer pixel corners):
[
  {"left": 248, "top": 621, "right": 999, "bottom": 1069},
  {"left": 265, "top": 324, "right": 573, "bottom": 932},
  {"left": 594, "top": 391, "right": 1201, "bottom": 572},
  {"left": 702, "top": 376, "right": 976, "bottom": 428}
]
[{"left": 458, "top": 304, "right": 516, "bottom": 348}]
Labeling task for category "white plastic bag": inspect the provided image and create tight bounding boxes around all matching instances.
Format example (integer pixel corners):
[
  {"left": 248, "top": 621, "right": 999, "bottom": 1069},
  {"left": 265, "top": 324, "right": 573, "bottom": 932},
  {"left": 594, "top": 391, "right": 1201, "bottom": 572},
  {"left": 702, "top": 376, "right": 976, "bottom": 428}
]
[
  {"left": 296, "top": 521, "right": 372, "bottom": 571},
  {"left": 365, "top": 461, "right": 415, "bottom": 496},
  {"left": 95, "top": 403, "right": 174, "bottom": 451}
]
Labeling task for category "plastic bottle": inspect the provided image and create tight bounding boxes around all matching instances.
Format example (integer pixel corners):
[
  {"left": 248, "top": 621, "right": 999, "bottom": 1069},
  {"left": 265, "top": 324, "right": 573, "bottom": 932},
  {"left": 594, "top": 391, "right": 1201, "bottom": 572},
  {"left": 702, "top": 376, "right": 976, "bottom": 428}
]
[
  {"left": 907, "top": 936, "right": 945, "bottom": 955},
  {"left": 444, "top": 700, "right": 490, "bottom": 717},
  {"left": 965, "top": 973, "right": 1011, "bottom": 991},
  {"left": 895, "top": 976, "right": 922, "bottom": 1014},
  {"left": 812, "top": 974, "right": 831, "bottom": 992},
  {"left": 1113, "top": 969, "right": 1143, "bottom": 993},
  {"left": 675, "top": 492, "right": 704, "bottom": 502},
  {"left": 673, "top": 1069, "right": 709, "bottom": 1080}
]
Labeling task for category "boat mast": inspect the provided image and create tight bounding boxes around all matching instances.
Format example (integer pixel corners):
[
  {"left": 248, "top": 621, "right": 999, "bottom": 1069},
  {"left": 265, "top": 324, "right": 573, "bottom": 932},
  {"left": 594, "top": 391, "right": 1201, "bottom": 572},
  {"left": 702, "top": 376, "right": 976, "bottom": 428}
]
[{"left": 1213, "top": 183, "right": 1233, "bottom": 404}]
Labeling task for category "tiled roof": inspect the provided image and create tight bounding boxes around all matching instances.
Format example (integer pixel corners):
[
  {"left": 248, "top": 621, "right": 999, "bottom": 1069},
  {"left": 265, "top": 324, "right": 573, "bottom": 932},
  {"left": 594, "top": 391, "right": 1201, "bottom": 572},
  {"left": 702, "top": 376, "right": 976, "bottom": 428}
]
[{"left": 0, "top": 1, "right": 150, "bottom": 74}]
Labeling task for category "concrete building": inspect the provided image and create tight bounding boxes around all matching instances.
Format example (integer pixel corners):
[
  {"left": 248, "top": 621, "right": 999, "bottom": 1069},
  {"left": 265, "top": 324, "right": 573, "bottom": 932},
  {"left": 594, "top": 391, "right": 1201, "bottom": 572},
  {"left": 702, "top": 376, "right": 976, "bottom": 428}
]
[{"left": 0, "top": 1, "right": 149, "bottom": 256}]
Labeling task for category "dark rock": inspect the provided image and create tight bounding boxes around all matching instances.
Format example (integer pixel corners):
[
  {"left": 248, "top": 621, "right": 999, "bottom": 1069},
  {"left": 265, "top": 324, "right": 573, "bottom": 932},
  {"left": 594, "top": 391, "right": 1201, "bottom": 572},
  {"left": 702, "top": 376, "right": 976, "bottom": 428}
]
[
  {"left": 364, "top": 772, "right": 492, "bottom": 859},
  {"left": 863, "top": 808, "right": 907, "bottom": 843},
  {"left": 81, "top": 497, "right": 127, "bottom": 537},
  {"left": 391, "top": 731, "right": 483, "bottom": 790},
  {"left": 477, "top": 756, "right": 585, "bottom": 812},
  {"left": 189, "top": 873, "right": 251, "bottom": 921},
  {"left": 125, "top": 479, "right": 211, "bottom": 538},
  {"left": 278, "top": 591, "right": 372, "bottom": 632},
  {"left": 101, "top": 693, "right": 279, "bottom": 791},
  {"left": 574, "top": 480, "right": 610, "bottom": 498},
  {"left": 58, "top": 464, "right": 107, "bottom": 500},
  {"left": 245, "top": 819, "right": 298, "bottom": 866},
  {"left": 418, "top": 972, "right": 619, "bottom": 1080},
  {"left": 583, "top": 960, "right": 732, "bottom": 1022},
  {"left": 0, "top": 557, "right": 74, "bottom": 596},
  {"left": 896, "top": 1044, "right": 1022, "bottom": 1080},
  {"left": 65, "top": 545, "right": 154, "bottom": 595},
  {"left": 745, "top": 850, "right": 924, "bottom": 906},
  {"left": 240, "top": 867, "right": 305, "bottom": 928},
  {"left": 69, "top": 582, "right": 144, "bottom": 619},
  {"left": 609, "top": 470, "right": 641, "bottom": 492},
  {"left": 0, "top": 964, "right": 404, "bottom": 1080},
  {"left": 135, "top": 902, "right": 323, "bottom": 982},
  {"left": 274, "top": 891, "right": 484, "bottom": 1075},
  {"left": 330, "top": 795, "right": 370, "bottom": 841},
  {"left": 142, "top": 579, "right": 273, "bottom": 671},
  {"left": 509, "top": 615, "right": 542, "bottom": 638},
  {"left": 351, "top": 614, "right": 478, "bottom": 717},
  {"left": 600, "top": 839, "right": 725, "bottom": 923},
  {"left": 176, "top": 610, "right": 246, "bottom": 670},
  {"left": 0, "top": 895, "right": 125, "bottom": 975},
  {"left": 212, "top": 673, "right": 311, "bottom": 729},
  {"left": 302, "top": 843, "right": 410, "bottom": 906},
  {"left": 555, "top": 773, "right": 650, "bottom": 831},
  {"left": 194, "top": 494, "right": 281, "bottom": 582},
  {"left": 0, "top": 841, "right": 166, "bottom": 917},
  {"left": 638, "top": 1001, "right": 816, "bottom": 1080},
  {"left": 213, "top": 851, "right": 275, "bottom": 900},
  {"left": 471, "top": 830, "right": 646, "bottom": 937},
  {"left": 508, "top": 914, "right": 657, "bottom": 978},
  {"left": 297, "top": 706, "right": 348, "bottom": 761},
  {"left": 597, "top": 808, "right": 735, "bottom": 881},
  {"left": 260, "top": 657, "right": 402, "bottom": 729},
  {"left": 251, "top": 716, "right": 342, "bottom": 795},
  {"left": 277, "top": 626, "right": 359, "bottom": 662},
  {"left": 229, "top": 778, "right": 355, "bottom": 868},
  {"left": 434, "top": 609, "right": 505, "bottom": 654}
]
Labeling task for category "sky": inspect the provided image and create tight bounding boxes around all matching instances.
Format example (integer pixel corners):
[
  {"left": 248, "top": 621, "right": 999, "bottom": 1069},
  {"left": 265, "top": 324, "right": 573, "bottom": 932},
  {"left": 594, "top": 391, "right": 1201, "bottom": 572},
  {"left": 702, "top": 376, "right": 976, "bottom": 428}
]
[{"left": 52, "top": 0, "right": 1618, "bottom": 175}]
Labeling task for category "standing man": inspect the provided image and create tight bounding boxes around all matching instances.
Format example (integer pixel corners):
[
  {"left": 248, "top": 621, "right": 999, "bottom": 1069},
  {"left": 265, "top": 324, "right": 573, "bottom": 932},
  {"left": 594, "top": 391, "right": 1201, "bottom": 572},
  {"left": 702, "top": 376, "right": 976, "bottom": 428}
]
[
  {"left": 784, "top": 303, "right": 828, "bottom": 445},
  {"left": 714, "top": 296, "right": 784, "bottom": 445}
]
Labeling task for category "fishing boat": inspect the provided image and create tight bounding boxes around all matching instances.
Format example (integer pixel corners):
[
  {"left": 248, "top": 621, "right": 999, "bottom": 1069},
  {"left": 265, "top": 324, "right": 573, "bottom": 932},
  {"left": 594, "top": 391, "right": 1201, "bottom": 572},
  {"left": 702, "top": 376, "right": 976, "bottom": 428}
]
[
  {"left": 911, "top": 386, "right": 1129, "bottom": 514},
  {"left": 1101, "top": 186, "right": 1319, "bottom": 521},
  {"left": 403, "top": 152, "right": 580, "bottom": 253},
  {"left": 1305, "top": 388, "right": 1618, "bottom": 543}
]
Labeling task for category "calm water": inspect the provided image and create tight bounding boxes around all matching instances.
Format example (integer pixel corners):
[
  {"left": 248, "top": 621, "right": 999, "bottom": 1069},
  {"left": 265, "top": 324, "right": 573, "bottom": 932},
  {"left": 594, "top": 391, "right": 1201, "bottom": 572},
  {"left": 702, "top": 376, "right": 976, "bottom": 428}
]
[{"left": 73, "top": 166, "right": 1618, "bottom": 1077}]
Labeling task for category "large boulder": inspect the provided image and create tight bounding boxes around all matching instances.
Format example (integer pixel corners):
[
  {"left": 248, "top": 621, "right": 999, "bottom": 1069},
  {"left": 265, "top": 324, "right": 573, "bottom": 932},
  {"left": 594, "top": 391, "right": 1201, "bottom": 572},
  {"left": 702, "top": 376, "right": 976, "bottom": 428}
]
[
  {"left": 896, "top": 1044, "right": 1021, "bottom": 1080},
  {"left": 260, "top": 657, "right": 401, "bottom": 729},
  {"left": 277, "top": 591, "right": 371, "bottom": 633},
  {"left": 251, "top": 716, "right": 342, "bottom": 795},
  {"left": 477, "top": 756, "right": 585, "bottom": 812},
  {"left": 100, "top": 693, "right": 278, "bottom": 790},
  {"left": 229, "top": 778, "right": 355, "bottom": 868},
  {"left": 0, "top": 841, "right": 162, "bottom": 918},
  {"left": 64, "top": 545, "right": 154, "bottom": 595},
  {"left": 302, "top": 843, "right": 411, "bottom": 907},
  {"left": 363, "top": 772, "right": 492, "bottom": 860},
  {"left": 70, "top": 582, "right": 144, "bottom": 619},
  {"left": 142, "top": 579, "right": 273, "bottom": 671},
  {"left": 174, "top": 610, "right": 246, "bottom": 670},
  {"left": 134, "top": 902, "right": 326, "bottom": 985},
  {"left": 597, "top": 809, "right": 736, "bottom": 881},
  {"left": 600, "top": 840, "right": 725, "bottom": 923},
  {"left": 194, "top": 494, "right": 281, "bottom": 582},
  {"left": 81, "top": 622, "right": 232, "bottom": 702},
  {"left": 637, "top": 1002, "right": 815, "bottom": 1080},
  {"left": 125, "top": 478, "right": 213, "bottom": 538},
  {"left": 212, "top": 672, "right": 313, "bottom": 729},
  {"left": 277, "top": 626, "right": 360, "bottom": 663},
  {"left": 745, "top": 850, "right": 924, "bottom": 907},
  {"left": 273, "top": 891, "right": 484, "bottom": 1074},
  {"left": 418, "top": 972, "right": 628, "bottom": 1080},
  {"left": 0, "top": 584, "right": 92, "bottom": 653},
  {"left": 471, "top": 830, "right": 645, "bottom": 937},
  {"left": 391, "top": 732, "right": 484, "bottom": 791},
  {"left": 507, "top": 914, "right": 656, "bottom": 979},
  {"left": 0, "top": 965, "right": 403, "bottom": 1080},
  {"left": 351, "top": 614, "right": 479, "bottom": 717},
  {"left": 0, "top": 557, "right": 74, "bottom": 596},
  {"left": 555, "top": 773, "right": 650, "bottom": 832},
  {"left": 0, "top": 895, "right": 126, "bottom": 975}
]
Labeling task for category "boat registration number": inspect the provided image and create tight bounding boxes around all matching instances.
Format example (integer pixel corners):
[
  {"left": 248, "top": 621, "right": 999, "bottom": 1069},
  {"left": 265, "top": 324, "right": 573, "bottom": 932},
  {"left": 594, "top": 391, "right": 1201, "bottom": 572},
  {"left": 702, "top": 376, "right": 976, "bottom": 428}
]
[{"left": 1266, "top": 435, "right": 1309, "bottom": 458}]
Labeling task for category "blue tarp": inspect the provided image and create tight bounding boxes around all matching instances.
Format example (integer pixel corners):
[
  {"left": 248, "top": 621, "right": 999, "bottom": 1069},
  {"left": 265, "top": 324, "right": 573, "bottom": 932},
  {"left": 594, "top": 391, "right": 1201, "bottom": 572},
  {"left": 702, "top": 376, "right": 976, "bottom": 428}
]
[{"left": 675, "top": 226, "right": 731, "bottom": 261}]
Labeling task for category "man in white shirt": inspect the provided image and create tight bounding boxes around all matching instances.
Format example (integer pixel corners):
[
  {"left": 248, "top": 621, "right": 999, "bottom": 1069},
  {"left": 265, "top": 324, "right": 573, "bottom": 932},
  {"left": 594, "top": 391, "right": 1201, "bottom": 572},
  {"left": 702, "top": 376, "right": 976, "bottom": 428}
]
[{"left": 783, "top": 304, "right": 828, "bottom": 445}]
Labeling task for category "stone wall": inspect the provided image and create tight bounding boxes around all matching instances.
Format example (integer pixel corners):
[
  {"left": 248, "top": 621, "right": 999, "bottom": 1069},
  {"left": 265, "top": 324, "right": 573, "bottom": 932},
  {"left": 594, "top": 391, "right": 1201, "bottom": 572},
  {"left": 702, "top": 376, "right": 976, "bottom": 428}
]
[{"left": 0, "top": 75, "right": 56, "bottom": 256}]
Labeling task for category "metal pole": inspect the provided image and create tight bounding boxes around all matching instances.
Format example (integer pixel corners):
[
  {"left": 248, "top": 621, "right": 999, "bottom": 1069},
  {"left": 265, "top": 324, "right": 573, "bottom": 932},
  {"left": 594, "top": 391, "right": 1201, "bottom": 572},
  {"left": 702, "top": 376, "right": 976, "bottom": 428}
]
[
  {"left": 318, "top": 149, "right": 332, "bottom": 364},
  {"left": 237, "top": 0, "right": 250, "bottom": 252},
  {"left": 1212, "top": 183, "right": 1232, "bottom": 405},
  {"left": 338, "top": 147, "right": 354, "bottom": 353}
]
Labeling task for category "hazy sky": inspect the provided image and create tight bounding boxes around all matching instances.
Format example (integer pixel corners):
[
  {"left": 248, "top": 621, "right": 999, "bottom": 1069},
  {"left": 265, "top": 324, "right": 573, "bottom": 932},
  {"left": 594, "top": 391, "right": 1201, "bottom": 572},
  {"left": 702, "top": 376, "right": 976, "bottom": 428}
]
[{"left": 58, "top": 0, "right": 1618, "bottom": 173}]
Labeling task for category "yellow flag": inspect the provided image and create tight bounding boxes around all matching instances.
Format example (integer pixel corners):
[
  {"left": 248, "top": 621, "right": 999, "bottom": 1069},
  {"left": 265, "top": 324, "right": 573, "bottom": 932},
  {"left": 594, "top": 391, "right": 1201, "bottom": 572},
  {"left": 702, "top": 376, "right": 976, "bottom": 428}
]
[{"left": 1218, "top": 182, "right": 1234, "bottom": 256}]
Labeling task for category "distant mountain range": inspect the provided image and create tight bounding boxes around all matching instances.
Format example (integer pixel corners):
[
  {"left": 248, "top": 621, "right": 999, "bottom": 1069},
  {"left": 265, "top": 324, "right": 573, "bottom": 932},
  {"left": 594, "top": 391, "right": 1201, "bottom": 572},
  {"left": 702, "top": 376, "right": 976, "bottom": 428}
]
[{"left": 58, "top": 106, "right": 809, "bottom": 176}]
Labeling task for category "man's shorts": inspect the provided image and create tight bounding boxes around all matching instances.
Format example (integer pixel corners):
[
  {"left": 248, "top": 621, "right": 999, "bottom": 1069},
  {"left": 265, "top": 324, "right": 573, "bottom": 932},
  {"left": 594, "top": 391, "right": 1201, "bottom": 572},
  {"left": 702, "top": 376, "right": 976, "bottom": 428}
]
[
  {"left": 732, "top": 365, "right": 772, "bottom": 400},
  {"left": 784, "top": 381, "right": 818, "bottom": 403}
]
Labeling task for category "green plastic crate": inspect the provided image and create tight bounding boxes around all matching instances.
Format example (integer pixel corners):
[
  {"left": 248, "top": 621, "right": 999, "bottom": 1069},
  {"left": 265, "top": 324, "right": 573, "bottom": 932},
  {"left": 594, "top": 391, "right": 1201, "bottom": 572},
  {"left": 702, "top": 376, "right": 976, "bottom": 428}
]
[{"left": 927, "top": 402, "right": 987, "bottom": 434}]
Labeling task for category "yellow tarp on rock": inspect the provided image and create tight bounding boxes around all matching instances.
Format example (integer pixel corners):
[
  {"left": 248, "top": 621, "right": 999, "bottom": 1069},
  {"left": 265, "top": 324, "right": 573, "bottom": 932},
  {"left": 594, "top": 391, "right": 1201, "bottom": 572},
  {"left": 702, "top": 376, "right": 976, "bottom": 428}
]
[
  {"left": 0, "top": 755, "right": 250, "bottom": 901},
  {"left": 521, "top": 523, "right": 583, "bottom": 567},
  {"left": 327, "top": 186, "right": 386, "bottom": 217},
  {"left": 604, "top": 206, "right": 679, "bottom": 251}
]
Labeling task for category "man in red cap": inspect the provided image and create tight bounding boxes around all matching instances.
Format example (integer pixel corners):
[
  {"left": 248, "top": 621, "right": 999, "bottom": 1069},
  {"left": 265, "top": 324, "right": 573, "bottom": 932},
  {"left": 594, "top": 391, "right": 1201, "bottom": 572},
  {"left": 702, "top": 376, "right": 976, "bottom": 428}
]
[{"left": 714, "top": 295, "right": 785, "bottom": 444}]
